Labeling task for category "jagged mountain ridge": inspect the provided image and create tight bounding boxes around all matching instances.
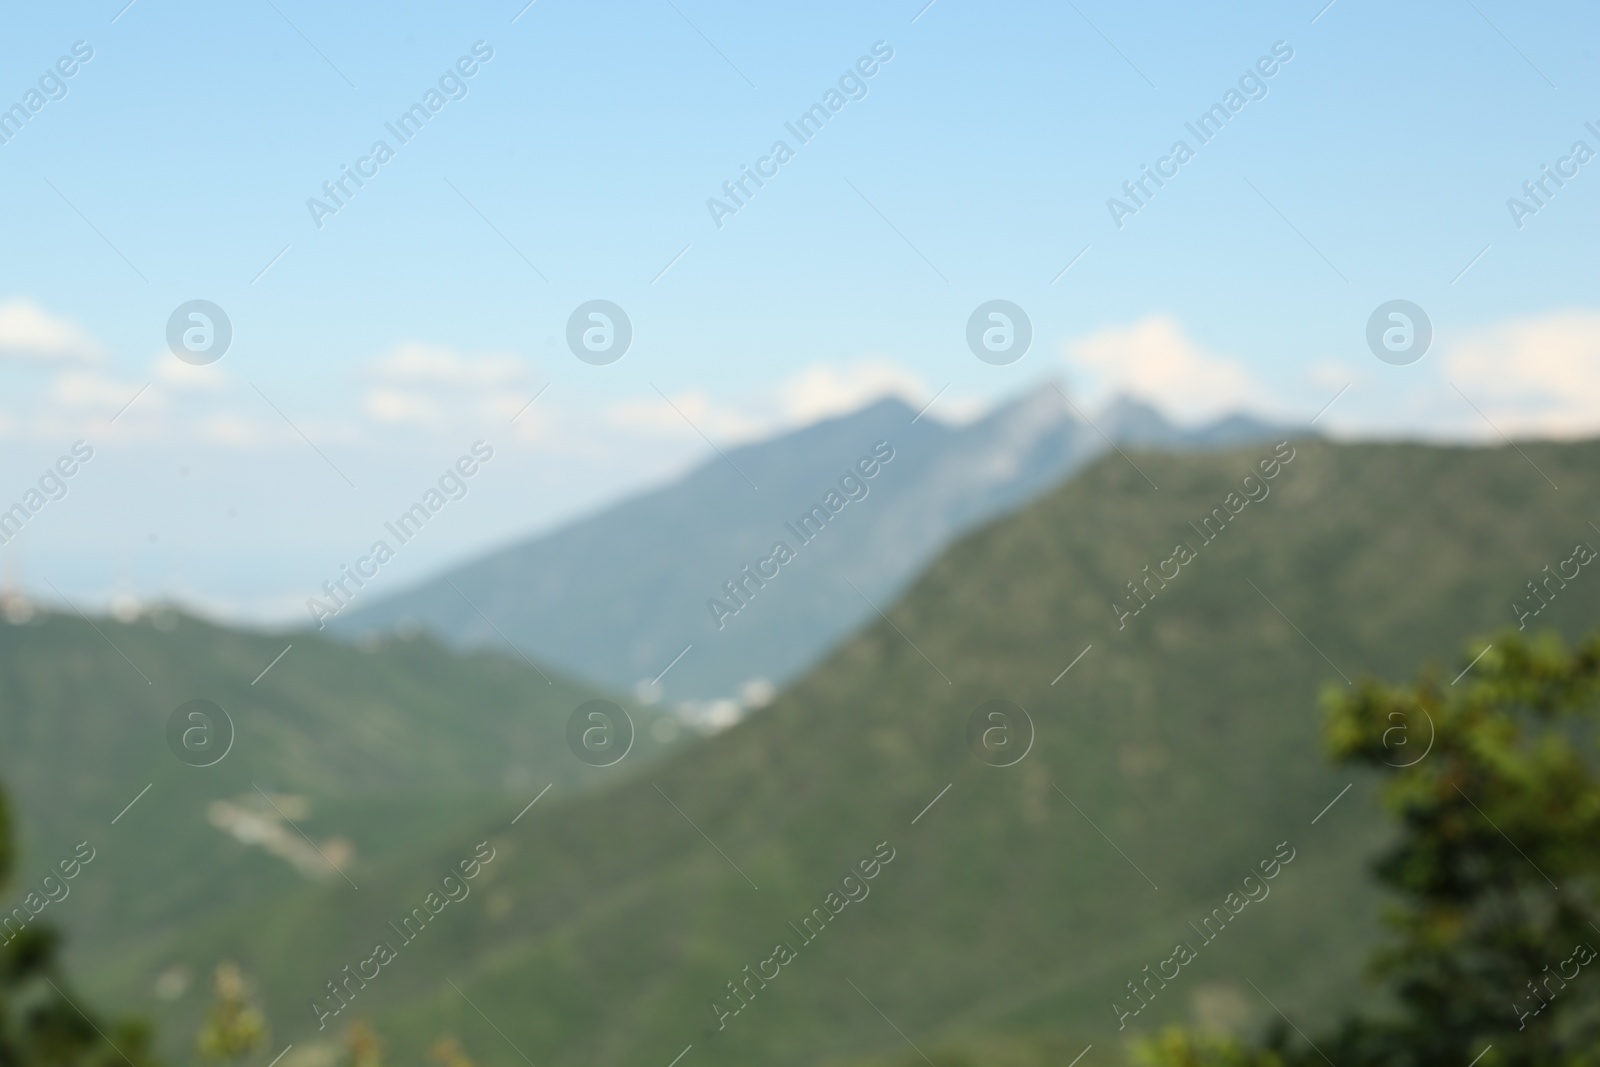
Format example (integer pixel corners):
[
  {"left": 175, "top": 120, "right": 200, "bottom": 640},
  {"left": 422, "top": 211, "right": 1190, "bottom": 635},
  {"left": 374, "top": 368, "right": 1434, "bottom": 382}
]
[{"left": 328, "top": 386, "right": 1291, "bottom": 703}]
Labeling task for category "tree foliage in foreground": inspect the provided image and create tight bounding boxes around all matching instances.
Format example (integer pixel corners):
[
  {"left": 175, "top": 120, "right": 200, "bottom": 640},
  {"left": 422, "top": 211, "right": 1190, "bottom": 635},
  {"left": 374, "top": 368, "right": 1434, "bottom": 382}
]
[
  {"left": 0, "top": 788, "right": 161, "bottom": 1067},
  {"left": 195, "top": 964, "right": 266, "bottom": 1067},
  {"left": 1138, "top": 630, "right": 1600, "bottom": 1067}
]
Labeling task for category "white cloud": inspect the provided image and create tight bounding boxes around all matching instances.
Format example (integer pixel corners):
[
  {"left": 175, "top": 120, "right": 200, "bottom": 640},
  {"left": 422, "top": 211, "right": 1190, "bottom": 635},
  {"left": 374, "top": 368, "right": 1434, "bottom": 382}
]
[
  {"left": 366, "top": 343, "right": 526, "bottom": 388},
  {"left": 195, "top": 412, "right": 276, "bottom": 446},
  {"left": 48, "top": 370, "right": 153, "bottom": 413},
  {"left": 1442, "top": 311, "right": 1600, "bottom": 438},
  {"left": 603, "top": 360, "right": 932, "bottom": 445},
  {"left": 605, "top": 389, "right": 767, "bottom": 441},
  {"left": 777, "top": 360, "right": 925, "bottom": 423},
  {"left": 155, "top": 352, "right": 231, "bottom": 391},
  {"left": 363, "top": 387, "right": 446, "bottom": 428},
  {"left": 1063, "top": 315, "right": 1268, "bottom": 424},
  {"left": 0, "top": 298, "right": 104, "bottom": 364},
  {"left": 360, "top": 343, "right": 535, "bottom": 428}
]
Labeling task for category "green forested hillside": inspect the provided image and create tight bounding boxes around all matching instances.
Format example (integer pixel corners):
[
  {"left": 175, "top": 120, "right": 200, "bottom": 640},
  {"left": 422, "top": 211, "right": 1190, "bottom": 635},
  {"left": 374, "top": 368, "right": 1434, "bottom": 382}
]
[
  {"left": 0, "top": 611, "right": 678, "bottom": 1043},
  {"left": 19, "top": 436, "right": 1600, "bottom": 1067}
]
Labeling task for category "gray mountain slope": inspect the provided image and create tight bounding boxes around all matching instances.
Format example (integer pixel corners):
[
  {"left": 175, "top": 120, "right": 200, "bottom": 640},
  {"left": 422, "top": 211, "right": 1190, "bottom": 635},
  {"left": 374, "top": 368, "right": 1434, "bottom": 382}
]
[{"left": 327, "top": 386, "right": 1291, "bottom": 703}]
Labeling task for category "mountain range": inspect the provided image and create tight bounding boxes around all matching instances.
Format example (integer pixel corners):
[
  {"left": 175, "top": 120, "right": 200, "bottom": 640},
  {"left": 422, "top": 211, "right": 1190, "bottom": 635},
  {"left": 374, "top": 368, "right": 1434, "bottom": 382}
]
[
  {"left": 20, "top": 432, "right": 1596, "bottom": 1067},
  {"left": 327, "top": 387, "right": 1293, "bottom": 710}
]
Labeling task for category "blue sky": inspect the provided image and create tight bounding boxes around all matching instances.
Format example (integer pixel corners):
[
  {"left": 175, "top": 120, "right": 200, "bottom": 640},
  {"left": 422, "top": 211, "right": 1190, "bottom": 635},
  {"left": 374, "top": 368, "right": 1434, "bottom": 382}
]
[{"left": 0, "top": 0, "right": 1595, "bottom": 620}]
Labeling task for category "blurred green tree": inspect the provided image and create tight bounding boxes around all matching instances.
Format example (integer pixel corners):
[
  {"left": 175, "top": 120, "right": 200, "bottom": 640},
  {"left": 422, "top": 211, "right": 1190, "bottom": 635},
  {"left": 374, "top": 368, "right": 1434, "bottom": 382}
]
[
  {"left": 427, "top": 1037, "right": 472, "bottom": 1067},
  {"left": 195, "top": 963, "right": 267, "bottom": 1067},
  {"left": 0, "top": 785, "right": 162, "bottom": 1067},
  {"left": 341, "top": 1021, "right": 383, "bottom": 1067},
  {"left": 1135, "top": 630, "right": 1600, "bottom": 1067}
]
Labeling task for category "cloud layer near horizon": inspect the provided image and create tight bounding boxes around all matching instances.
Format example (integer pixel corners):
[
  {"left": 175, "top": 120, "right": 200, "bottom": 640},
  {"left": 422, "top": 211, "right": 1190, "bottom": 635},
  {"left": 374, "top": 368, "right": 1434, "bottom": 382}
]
[{"left": 2, "top": 297, "right": 1599, "bottom": 453}]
